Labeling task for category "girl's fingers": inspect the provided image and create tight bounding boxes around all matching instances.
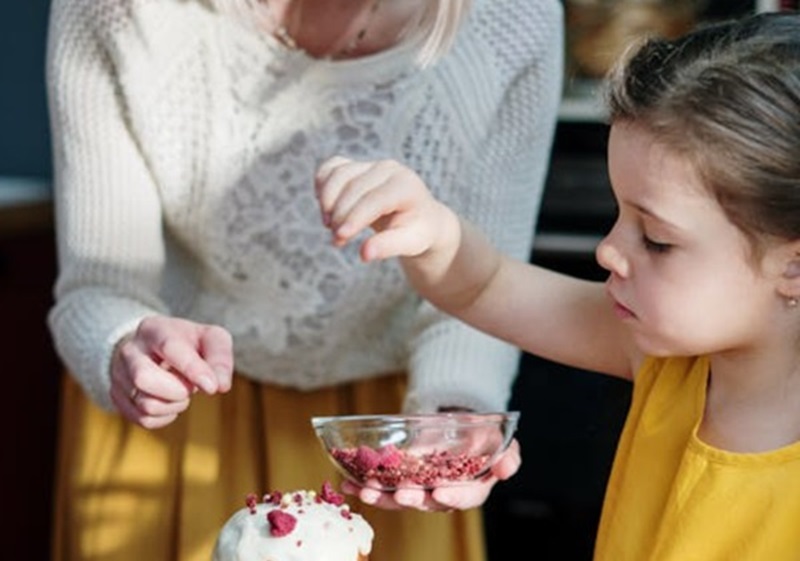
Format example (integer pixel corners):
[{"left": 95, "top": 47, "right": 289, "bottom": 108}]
[
  {"left": 359, "top": 223, "right": 432, "bottom": 262},
  {"left": 315, "top": 156, "right": 368, "bottom": 216},
  {"left": 325, "top": 160, "right": 401, "bottom": 231}
]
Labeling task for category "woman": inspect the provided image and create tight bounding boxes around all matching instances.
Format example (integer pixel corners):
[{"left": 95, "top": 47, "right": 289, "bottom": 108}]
[{"left": 46, "top": 0, "right": 564, "bottom": 559}]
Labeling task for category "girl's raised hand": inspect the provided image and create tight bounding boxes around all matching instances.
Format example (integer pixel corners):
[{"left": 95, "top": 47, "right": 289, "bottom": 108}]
[
  {"left": 109, "top": 315, "right": 234, "bottom": 429},
  {"left": 315, "top": 156, "right": 449, "bottom": 262}
]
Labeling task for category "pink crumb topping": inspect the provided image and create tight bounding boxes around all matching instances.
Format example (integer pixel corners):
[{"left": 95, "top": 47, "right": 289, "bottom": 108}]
[
  {"left": 267, "top": 510, "right": 297, "bottom": 537},
  {"left": 331, "top": 446, "right": 489, "bottom": 488},
  {"left": 240, "top": 481, "right": 359, "bottom": 540},
  {"left": 320, "top": 481, "right": 345, "bottom": 506},
  {"left": 245, "top": 493, "right": 259, "bottom": 514}
]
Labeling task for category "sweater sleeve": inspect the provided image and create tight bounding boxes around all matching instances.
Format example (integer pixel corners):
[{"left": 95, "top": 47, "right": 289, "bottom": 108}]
[
  {"left": 46, "top": 0, "right": 170, "bottom": 410},
  {"left": 403, "top": 0, "right": 564, "bottom": 413}
]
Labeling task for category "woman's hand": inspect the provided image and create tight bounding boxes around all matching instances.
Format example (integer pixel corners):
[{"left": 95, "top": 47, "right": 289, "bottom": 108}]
[
  {"left": 109, "top": 315, "right": 234, "bottom": 429},
  {"left": 341, "top": 438, "right": 522, "bottom": 512}
]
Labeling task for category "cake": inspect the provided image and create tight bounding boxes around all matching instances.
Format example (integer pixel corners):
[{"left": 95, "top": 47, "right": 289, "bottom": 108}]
[{"left": 212, "top": 482, "right": 373, "bottom": 561}]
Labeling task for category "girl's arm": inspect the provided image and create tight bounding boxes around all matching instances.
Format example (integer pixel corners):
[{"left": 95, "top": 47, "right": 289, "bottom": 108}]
[{"left": 316, "top": 157, "right": 636, "bottom": 381}]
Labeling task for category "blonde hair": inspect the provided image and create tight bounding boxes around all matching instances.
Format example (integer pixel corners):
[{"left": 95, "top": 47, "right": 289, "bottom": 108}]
[{"left": 209, "top": 0, "right": 472, "bottom": 66}]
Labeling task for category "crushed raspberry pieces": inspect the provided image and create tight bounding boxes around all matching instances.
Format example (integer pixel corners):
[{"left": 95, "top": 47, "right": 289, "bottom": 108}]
[
  {"left": 331, "top": 446, "right": 489, "bottom": 488},
  {"left": 320, "top": 481, "right": 345, "bottom": 506},
  {"left": 353, "top": 446, "right": 381, "bottom": 471},
  {"left": 245, "top": 493, "right": 259, "bottom": 514},
  {"left": 264, "top": 491, "right": 282, "bottom": 505},
  {"left": 267, "top": 510, "right": 297, "bottom": 537},
  {"left": 340, "top": 508, "right": 352, "bottom": 520}
]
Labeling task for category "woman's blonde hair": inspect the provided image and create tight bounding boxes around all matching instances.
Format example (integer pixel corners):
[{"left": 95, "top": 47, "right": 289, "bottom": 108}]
[{"left": 209, "top": 0, "right": 472, "bottom": 66}]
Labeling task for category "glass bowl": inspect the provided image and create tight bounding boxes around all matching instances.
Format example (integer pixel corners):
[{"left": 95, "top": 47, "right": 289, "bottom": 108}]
[{"left": 311, "top": 411, "right": 520, "bottom": 491}]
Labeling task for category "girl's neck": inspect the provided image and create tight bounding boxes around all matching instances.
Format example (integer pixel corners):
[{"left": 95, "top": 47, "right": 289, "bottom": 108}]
[{"left": 699, "top": 351, "right": 800, "bottom": 452}]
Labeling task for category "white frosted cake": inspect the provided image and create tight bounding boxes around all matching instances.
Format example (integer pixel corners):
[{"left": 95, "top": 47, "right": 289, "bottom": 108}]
[{"left": 212, "top": 482, "right": 373, "bottom": 561}]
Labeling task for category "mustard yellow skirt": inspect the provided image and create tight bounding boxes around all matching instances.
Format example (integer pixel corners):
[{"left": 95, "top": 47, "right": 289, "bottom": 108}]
[{"left": 52, "top": 372, "right": 486, "bottom": 561}]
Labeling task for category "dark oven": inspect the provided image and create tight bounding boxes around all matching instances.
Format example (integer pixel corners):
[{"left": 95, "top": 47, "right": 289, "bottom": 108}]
[{"left": 483, "top": 122, "right": 632, "bottom": 561}]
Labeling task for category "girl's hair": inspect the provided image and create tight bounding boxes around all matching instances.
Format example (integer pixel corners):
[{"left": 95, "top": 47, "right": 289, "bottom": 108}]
[
  {"left": 208, "top": 0, "right": 472, "bottom": 67},
  {"left": 605, "top": 12, "right": 800, "bottom": 250}
]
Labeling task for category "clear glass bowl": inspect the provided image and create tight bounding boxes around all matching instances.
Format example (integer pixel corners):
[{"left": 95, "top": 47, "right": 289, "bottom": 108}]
[{"left": 311, "top": 411, "right": 520, "bottom": 491}]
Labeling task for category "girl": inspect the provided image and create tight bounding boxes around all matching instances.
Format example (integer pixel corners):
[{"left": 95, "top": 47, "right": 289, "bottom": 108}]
[{"left": 316, "top": 12, "right": 800, "bottom": 559}]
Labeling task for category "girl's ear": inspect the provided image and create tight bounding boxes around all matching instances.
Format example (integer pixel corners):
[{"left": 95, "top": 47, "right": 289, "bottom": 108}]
[
  {"left": 781, "top": 240, "right": 800, "bottom": 278},
  {"left": 777, "top": 241, "right": 800, "bottom": 301},
  {"left": 785, "top": 258, "right": 800, "bottom": 280}
]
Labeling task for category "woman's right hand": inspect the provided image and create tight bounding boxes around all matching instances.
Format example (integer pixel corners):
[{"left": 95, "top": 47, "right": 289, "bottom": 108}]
[{"left": 109, "top": 315, "right": 234, "bottom": 429}]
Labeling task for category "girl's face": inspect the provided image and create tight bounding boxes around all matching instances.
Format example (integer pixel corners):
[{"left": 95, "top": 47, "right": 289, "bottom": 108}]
[{"left": 596, "top": 122, "right": 782, "bottom": 357}]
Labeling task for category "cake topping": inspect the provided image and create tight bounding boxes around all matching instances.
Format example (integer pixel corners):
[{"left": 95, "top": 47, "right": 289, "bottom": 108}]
[
  {"left": 213, "top": 481, "right": 373, "bottom": 561},
  {"left": 320, "top": 480, "right": 345, "bottom": 506},
  {"left": 267, "top": 509, "right": 297, "bottom": 537}
]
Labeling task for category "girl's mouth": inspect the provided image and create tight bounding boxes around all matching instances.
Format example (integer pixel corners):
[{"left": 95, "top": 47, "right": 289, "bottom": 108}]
[
  {"left": 606, "top": 284, "right": 635, "bottom": 320},
  {"left": 612, "top": 300, "right": 635, "bottom": 320}
]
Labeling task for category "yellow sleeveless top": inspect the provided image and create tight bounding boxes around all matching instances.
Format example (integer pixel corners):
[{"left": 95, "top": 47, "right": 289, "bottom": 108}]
[{"left": 594, "top": 356, "right": 800, "bottom": 560}]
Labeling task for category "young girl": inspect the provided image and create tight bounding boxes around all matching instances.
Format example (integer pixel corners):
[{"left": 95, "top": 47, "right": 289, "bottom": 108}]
[{"left": 316, "top": 12, "right": 800, "bottom": 559}]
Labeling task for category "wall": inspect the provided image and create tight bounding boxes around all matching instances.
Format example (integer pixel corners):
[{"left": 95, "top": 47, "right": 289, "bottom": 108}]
[{"left": 0, "top": 0, "right": 52, "bottom": 178}]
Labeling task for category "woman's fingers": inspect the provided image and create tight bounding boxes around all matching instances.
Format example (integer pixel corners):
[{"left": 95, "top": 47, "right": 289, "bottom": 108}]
[
  {"left": 341, "top": 439, "right": 523, "bottom": 512},
  {"left": 110, "top": 316, "right": 236, "bottom": 428},
  {"left": 115, "top": 336, "right": 198, "bottom": 401},
  {"left": 133, "top": 316, "right": 234, "bottom": 395},
  {"left": 197, "top": 324, "right": 235, "bottom": 392},
  {"left": 110, "top": 379, "right": 188, "bottom": 430}
]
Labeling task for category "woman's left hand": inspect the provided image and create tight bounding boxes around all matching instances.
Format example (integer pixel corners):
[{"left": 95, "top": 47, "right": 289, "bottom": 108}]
[{"left": 341, "top": 438, "right": 522, "bottom": 512}]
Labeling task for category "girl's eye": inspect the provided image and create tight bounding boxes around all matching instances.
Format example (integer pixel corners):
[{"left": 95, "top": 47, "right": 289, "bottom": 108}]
[{"left": 642, "top": 235, "right": 672, "bottom": 254}]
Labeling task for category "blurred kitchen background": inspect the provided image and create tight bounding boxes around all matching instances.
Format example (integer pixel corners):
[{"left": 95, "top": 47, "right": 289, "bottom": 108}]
[
  {"left": 0, "top": 2, "right": 60, "bottom": 561},
  {"left": 1, "top": 0, "right": 793, "bottom": 559}
]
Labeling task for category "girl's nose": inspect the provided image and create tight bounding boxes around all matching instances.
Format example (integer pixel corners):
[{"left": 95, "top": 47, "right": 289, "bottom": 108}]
[{"left": 595, "top": 232, "right": 629, "bottom": 278}]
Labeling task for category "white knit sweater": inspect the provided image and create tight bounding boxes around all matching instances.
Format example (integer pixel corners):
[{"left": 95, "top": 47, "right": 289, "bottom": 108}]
[{"left": 46, "top": 0, "right": 564, "bottom": 413}]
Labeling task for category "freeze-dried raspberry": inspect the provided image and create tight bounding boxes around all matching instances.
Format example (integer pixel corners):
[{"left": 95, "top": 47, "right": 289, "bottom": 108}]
[
  {"left": 377, "top": 445, "right": 402, "bottom": 468},
  {"left": 331, "top": 446, "right": 490, "bottom": 488},
  {"left": 264, "top": 491, "right": 282, "bottom": 505},
  {"left": 267, "top": 510, "right": 297, "bottom": 537},
  {"left": 354, "top": 445, "right": 382, "bottom": 470},
  {"left": 320, "top": 481, "right": 345, "bottom": 506},
  {"left": 245, "top": 493, "right": 259, "bottom": 514}
]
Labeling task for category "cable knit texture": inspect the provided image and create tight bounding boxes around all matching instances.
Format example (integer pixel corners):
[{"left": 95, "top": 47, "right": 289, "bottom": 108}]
[{"left": 46, "top": 0, "right": 564, "bottom": 412}]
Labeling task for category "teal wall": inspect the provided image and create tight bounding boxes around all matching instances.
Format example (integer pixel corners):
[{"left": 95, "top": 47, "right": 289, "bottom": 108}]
[{"left": 0, "top": 0, "right": 52, "bottom": 178}]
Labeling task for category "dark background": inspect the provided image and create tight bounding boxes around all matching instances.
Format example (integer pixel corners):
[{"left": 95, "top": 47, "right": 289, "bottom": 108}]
[{"left": 1, "top": 2, "right": 59, "bottom": 561}]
